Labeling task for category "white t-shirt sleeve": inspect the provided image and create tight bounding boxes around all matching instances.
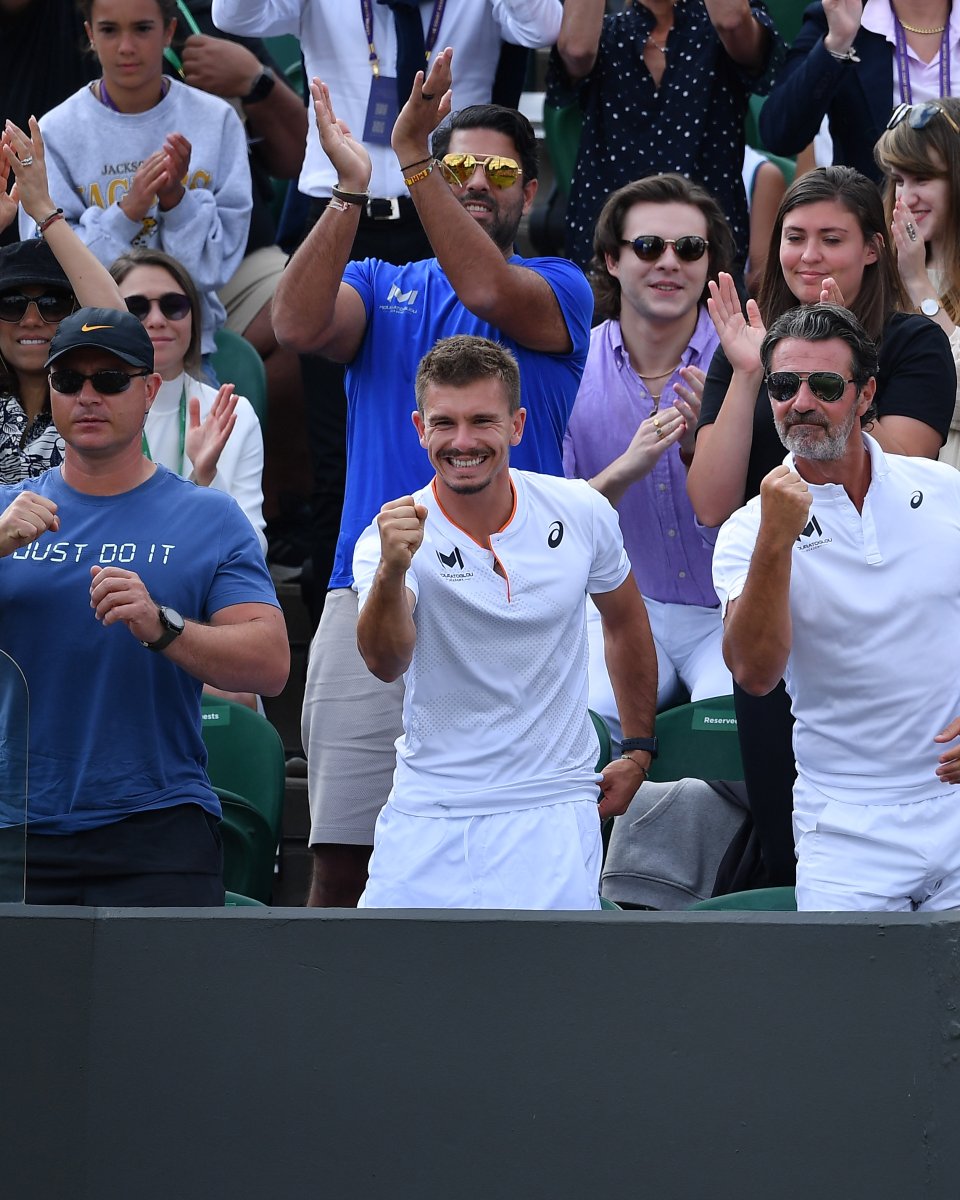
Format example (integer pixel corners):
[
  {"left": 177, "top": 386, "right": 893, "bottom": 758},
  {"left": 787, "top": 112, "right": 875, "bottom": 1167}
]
[
  {"left": 585, "top": 484, "right": 631, "bottom": 594},
  {"left": 353, "top": 513, "right": 419, "bottom": 610},
  {"left": 712, "top": 502, "right": 762, "bottom": 616}
]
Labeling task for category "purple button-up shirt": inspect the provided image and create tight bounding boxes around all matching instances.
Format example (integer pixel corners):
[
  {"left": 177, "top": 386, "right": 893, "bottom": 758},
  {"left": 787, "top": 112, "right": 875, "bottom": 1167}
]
[{"left": 563, "top": 310, "right": 720, "bottom": 608}]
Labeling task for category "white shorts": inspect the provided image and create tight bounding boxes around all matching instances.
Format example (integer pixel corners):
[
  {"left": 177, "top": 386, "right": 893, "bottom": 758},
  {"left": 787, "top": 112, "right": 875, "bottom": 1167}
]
[
  {"left": 301, "top": 588, "right": 404, "bottom": 846},
  {"left": 359, "top": 798, "right": 603, "bottom": 910},
  {"left": 586, "top": 595, "right": 731, "bottom": 745},
  {"left": 794, "top": 776, "right": 960, "bottom": 911}
]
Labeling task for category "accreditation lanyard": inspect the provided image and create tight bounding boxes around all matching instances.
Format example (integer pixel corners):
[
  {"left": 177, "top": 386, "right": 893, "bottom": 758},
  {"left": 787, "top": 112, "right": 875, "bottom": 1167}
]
[
  {"left": 360, "top": 0, "right": 448, "bottom": 77},
  {"left": 892, "top": 1, "right": 952, "bottom": 104},
  {"left": 141, "top": 384, "right": 187, "bottom": 475}
]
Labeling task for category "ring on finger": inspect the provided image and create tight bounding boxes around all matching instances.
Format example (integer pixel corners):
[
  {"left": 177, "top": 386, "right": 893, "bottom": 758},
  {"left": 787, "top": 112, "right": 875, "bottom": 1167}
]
[
  {"left": 421, "top": 92, "right": 436, "bottom": 101},
  {"left": 653, "top": 415, "right": 661, "bottom": 429},
  {"left": 906, "top": 221, "right": 918, "bottom": 242},
  {"left": 656, "top": 427, "right": 665, "bottom": 441},
  {"left": 19, "top": 156, "right": 34, "bottom": 167}
]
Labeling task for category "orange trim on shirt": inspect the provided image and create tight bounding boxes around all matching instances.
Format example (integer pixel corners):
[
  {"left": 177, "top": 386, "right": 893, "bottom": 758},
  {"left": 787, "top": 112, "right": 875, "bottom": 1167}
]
[{"left": 430, "top": 476, "right": 517, "bottom": 601}]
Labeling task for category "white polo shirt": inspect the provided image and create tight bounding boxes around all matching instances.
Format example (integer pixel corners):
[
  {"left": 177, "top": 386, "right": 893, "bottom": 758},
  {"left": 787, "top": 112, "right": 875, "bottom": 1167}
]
[
  {"left": 354, "top": 469, "right": 630, "bottom": 816},
  {"left": 713, "top": 434, "right": 960, "bottom": 804}
]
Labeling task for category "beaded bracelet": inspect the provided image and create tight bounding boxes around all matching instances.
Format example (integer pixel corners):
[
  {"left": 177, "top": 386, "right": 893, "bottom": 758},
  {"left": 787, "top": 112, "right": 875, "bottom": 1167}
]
[
  {"left": 404, "top": 160, "right": 435, "bottom": 188},
  {"left": 37, "top": 207, "right": 64, "bottom": 234}
]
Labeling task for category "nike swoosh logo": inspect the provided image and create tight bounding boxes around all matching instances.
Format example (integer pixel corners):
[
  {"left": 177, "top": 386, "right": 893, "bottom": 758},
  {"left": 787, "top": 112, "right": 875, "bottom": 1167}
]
[{"left": 81, "top": 323, "right": 112, "bottom": 332}]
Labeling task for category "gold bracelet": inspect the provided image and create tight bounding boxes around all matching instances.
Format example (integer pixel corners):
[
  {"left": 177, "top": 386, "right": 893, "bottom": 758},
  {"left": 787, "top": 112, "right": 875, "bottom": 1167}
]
[
  {"left": 404, "top": 160, "right": 435, "bottom": 188},
  {"left": 331, "top": 185, "right": 368, "bottom": 206}
]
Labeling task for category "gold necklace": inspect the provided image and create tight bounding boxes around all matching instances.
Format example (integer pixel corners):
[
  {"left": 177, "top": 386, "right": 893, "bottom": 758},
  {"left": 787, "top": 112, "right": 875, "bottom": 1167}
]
[
  {"left": 637, "top": 363, "right": 681, "bottom": 381},
  {"left": 896, "top": 11, "right": 947, "bottom": 32}
]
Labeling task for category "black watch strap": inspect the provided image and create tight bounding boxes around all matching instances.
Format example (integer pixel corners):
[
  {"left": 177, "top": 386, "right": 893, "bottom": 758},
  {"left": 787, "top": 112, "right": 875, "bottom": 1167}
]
[
  {"left": 141, "top": 606, "right": 185, "bottom": 652},
  {"left": 621, "top": 736, "right": 658, "bottom": 759},
  {"left": 242, "top": 67, "right": 276, "bottom": 105}
]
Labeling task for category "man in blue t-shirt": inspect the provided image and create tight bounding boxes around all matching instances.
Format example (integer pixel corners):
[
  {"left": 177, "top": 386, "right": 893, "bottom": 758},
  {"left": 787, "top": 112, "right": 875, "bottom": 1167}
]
[
  {"left": 273, "top": 48, "right": 594, "bottom": 906},
  {"left": 0, "top": 308, "right": 289, "bottom": 905}
]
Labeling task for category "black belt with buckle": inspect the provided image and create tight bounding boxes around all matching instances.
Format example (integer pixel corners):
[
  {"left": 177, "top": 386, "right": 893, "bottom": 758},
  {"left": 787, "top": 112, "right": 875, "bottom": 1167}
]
[
  {"left": 365, "top": 196, "right": 405, "bottom": 220},
  {"left": 310, "top": 193, "right": 417, "bottom": 225}
]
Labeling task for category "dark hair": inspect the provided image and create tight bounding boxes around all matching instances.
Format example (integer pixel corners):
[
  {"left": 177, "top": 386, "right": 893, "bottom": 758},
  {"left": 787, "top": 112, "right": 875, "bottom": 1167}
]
[
  {"left": 109, "top": 248, "right": 202, "bottom": 373},
  {"left": 589, "top": 173, "right": 737, "bottom": 320},
  {"left": 0, "top": 239, "right": 74, "bottom": 399},
  {"left": 760, "top": 303, "right": 880, "bottom": 424},
  {"left": 415, "top": 334, "right": 521, "bottom": 416},
  {"left": 875, "top": 97, "right": 960, "bottom": 323},
  {"left": 755, "top": 166, "right": 907, "bottom": 343},
  {"left": 79, "top": 0, "right": 178, "bottom": 21},
  {"left": 431, "top": 104, "right": 538, "bottom": 184}
]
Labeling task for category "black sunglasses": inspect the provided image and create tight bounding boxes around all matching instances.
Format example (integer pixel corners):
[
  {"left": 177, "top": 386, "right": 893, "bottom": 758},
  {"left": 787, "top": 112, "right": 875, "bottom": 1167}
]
[
  {"left": 620, "top": 235, "right": 709, "bottom": 263},
  {"left": 765, "top": 371, "right": 854, "bottom": 403},
  {"left": 49, "top": 368, "right": 150, "bottom": 395},
  {"left": 124, "top": 292, "right": 192, "bottom": 322},
  {"left": 0, "top": 291, "right": 76, "bottom": 324},
  {"left": 886, "top": 101, "right": 960, "bottom": 135}
]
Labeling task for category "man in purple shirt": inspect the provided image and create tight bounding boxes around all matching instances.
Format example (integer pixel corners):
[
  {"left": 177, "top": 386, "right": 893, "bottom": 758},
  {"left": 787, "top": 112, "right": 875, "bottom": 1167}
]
[{"left": 563, "top": 174, "right": 735, "bottom": 737}]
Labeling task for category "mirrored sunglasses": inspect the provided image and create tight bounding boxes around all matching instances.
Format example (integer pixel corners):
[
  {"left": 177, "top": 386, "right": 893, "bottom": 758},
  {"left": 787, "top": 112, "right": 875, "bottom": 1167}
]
[
  {"left": 886, "top": 101, "right": 960, "bottom": 135},
  {"left": 49, "top": 368, "right": 150, "bottom": 395},
  {"left": 437, "top": 153, "right": 522, "bottom": 189},
  {"left": 620, "top": 235, "right": 709, "bottom": 263},
  {"left": 765, "top": 371, "right": 853, "bottom": 404},
  {"left": 0, "top": 291, "right": 75, "bottom": 324},
  {"left": 124, "top": 292, "right": 192, "bottom": 322}
]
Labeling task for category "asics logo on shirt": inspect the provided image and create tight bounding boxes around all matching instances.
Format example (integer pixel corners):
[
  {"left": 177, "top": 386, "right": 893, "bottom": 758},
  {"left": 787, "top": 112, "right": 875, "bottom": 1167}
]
[
  {"left": 547, "top": 521, "right": 564, "bottom": 548},
  {"left": 910, "top": 491, "right": 923, "bottom": 509}
]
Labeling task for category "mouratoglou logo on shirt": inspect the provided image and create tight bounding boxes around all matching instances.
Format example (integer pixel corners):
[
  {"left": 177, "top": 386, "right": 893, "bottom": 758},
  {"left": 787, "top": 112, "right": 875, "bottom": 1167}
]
[
  {"left": 547, "top": 521, "right": 564, "bottom": 548},
  {"left": 796, "top": 514, "right": 832, "bottom": 552},
  {"left": 381, "top": 283, "right": 420, "bottom": 314},
  {"left": 435, "top": 545, "right": 473, "bottom": 580}
]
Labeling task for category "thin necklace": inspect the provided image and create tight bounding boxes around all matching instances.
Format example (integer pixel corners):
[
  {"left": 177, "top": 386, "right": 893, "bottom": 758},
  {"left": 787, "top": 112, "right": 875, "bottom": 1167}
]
[
  {"left": 646, "top": 34, "right": 669, "bottom": 53},
  {"left": 898, "top": 16, "right": 947, "bottom": 32},
  {"left": 637, "top": 363, "right": 681, "bottom": 381}
]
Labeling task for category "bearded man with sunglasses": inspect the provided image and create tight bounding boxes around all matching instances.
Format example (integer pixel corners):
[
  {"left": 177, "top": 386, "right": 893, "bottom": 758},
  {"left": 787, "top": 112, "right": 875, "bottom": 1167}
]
[
  {"left": 713, "top": 303, "right": 960, "bottom": 912},
  {"left": 0, "top": 307, "right": 288, "bottom": 905},
  {"left": 272, "top": 46, "right": 594, "bottom": 907}
]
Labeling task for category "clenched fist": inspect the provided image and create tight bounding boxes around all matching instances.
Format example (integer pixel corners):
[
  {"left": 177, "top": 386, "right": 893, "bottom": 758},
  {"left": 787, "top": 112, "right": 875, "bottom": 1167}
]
[
  {"left": 377, "top": 496, "right": 428, "bottom": 572},
  {"left": 759, "top": 464, "right": 813, "bottom": 544}
]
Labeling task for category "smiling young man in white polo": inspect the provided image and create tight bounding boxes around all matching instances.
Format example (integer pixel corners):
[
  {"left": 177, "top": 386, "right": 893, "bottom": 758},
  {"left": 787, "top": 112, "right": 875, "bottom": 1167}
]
[{"left": 353, "top": 335, "right": 657, "bottom": 909}]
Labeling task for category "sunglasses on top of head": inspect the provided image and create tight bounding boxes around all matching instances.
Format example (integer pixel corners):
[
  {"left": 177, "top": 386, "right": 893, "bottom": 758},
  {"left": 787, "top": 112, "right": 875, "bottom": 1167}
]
[
  {"left": 124, "top": 292, "right": 192, "bottom": 322},
  {"left": 49, "top": 368, "right": 150, "bottom": 395},
  {"left": 437, "top": 153, "right": 522, "bottom": 189},
  {"left": 765, "top": 371, "right": 855, "bottom": 403},
  {"left": 0, "top": 291, "right": 76, "bottom": 324},
  {"left": 886, "top": 101, "right": 960, "bottom": 135},
  {"left": 620, "top": 235, "right": 709, "bottom": 263}
]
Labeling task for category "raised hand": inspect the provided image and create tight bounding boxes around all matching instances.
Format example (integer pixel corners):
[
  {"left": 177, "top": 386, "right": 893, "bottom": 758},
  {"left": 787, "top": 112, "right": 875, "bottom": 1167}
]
[
  {"left": 889, "top": 197, "right": 931, "bottom": 301},
  {"left": 156, "top": 133, "right": 191, "bottom": 210},
  {"left": 707, "top": 272, "right": 766, "bottom": 376},
  {"left": 2, "top": 117, "right": 57, "bottom": 227},
  {"left": 817, "top": 275, "right": 847, "bottom": 307},
  {"left": 120, "top": 151, "right": 169, "bottom": 223},
  {"left": 377, "top": 495, "right": 427, "bottom": 573},
  {"left": 671, "top": 364, "right": 705, "bottom": 459},
  {"left": 822, "top": 0, "right": 863, "bottom": 53},
  {"left": 185, "top": 384, "right": 239, "bottom": 487},
  {"left": 309, "top": 78, "right": 371, "bottom": 192},
  {"left": 391, "top": 46, "right": 454, "bottom": 166},
  {"left": 759, "top": 464, "right": 813, "bottom": 544}
]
